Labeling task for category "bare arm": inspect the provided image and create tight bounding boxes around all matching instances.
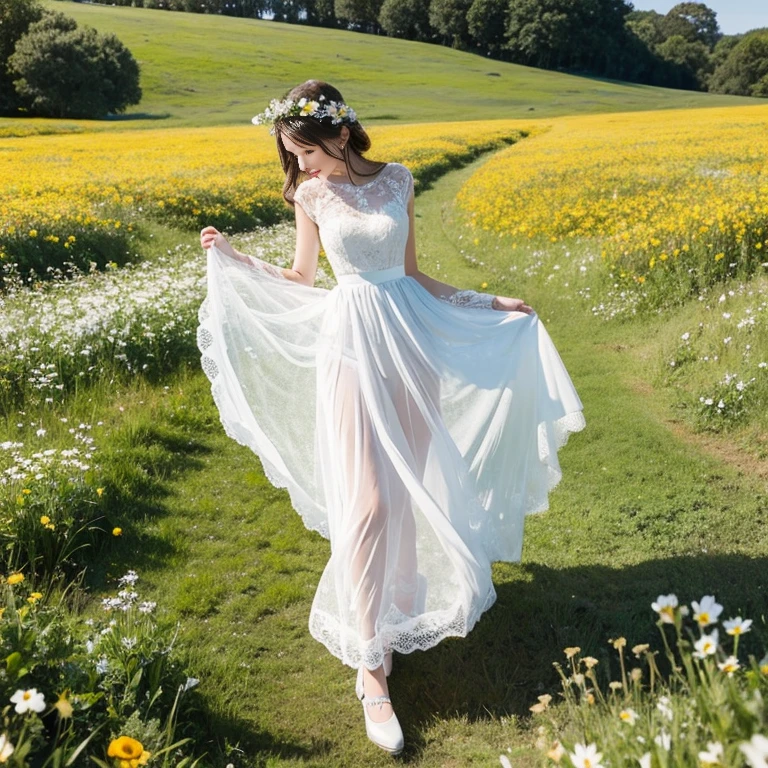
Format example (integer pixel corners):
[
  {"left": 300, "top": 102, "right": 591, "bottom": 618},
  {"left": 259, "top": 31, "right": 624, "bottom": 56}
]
[
  {"left": 403, "top": 187, "right": 534, "bottom": 314},
  {"left": 212, "top": 201, "right": 319, "bottom": 286}
]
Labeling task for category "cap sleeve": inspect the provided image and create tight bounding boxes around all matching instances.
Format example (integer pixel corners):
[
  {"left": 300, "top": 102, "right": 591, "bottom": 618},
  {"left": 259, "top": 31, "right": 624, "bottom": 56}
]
[
  {"left": 392, "top": 163, "right": 414, "bottom": 205},
  {"left": 293, "top": 181, "right": 317, "bottom": 224}
]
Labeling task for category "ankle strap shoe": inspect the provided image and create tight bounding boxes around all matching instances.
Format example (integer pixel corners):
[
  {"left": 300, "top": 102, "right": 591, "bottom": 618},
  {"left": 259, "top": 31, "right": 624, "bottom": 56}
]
[{"left": 355, "top": 666, "right": 405, "bottom": 755}]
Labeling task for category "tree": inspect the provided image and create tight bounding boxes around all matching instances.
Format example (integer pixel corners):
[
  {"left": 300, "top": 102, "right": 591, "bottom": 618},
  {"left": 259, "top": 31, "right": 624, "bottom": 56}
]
[
  {"left": 428, "top": 0, "right": 472, "bottom": 49},
  {"left": 334, "top": 0, "right": 383, "bottom": 32},
  {"left": 655, "top": 33, "right": 712, "bottom": 89},
  {"left": 504, "top": 0, "right": 631, "bottom": 75},
  {"left": 467, "top": 0, "right": 508, "bottom": 57},
  {"left": 8, "top": 10, "right": 142, "bottom": 118},
  {"left": 709, "top": 30, "right": 768, "bottom": 97},
  {"left": 379, "top": 0, "right": 431, "bottom": 41},
  {"left": 660, "top": 1, "right": 720, "bottom": 49},
  {"left": 0, "top": 0, "right": 44, "bottom": 114}
]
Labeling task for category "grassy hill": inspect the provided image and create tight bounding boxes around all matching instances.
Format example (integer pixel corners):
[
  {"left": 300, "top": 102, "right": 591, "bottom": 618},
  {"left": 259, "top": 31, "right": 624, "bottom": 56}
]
[{"left": 7, "top": 0, "right": 758, "bottom": 130}]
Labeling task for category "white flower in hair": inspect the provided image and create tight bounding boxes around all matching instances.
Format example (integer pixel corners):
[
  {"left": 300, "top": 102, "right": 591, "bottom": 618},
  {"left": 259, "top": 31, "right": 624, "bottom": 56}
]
[{"left": 252, "top": 95, "right": 358, "bottom": 134}]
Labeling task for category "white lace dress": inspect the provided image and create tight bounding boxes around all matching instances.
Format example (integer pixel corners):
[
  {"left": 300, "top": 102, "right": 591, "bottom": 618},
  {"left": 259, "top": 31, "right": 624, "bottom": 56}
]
[{"left": 196, "top": 162, "right": 586, "bottom": 671}]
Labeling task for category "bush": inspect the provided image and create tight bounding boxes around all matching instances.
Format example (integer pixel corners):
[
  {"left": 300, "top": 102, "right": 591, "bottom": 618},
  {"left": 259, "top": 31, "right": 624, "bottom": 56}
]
[
  {"left": 0, "top": 0, "right": 44, "bottom": 115},
  {"left": 7, "top": 10, "right": 142, "bottom": 119}
]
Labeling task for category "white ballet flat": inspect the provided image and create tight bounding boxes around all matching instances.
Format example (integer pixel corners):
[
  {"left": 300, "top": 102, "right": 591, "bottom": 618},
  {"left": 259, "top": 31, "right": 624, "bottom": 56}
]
[{"left": 355, "top": 665, "right": 404, "bottom": 755}]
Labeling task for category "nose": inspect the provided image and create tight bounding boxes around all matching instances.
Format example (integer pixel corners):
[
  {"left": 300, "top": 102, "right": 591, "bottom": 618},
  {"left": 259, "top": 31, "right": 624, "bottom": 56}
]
[{"left": 297, "top": 156, "right": 308, "bottom": 171}]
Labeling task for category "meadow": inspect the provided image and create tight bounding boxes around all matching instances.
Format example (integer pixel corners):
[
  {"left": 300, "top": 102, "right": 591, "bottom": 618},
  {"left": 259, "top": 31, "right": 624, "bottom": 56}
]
[{"left": 1, "top": 4, "right": 767, "bottom": 765}]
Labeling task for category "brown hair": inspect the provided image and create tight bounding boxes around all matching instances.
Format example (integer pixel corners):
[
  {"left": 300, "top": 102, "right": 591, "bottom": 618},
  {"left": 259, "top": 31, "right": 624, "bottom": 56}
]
[{"left": 272, "top": 80, "right": 386, "bottom": 207}]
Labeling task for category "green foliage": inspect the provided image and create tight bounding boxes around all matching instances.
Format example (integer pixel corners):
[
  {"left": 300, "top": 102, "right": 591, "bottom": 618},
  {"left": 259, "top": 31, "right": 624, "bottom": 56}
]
[
  {"left": 379, "top": 0, "right": 431, "bottom": 41},
  {"left": 709, "top": 30, "right": 768, "bottom": 97},
  {"left": 535, "top": 596, "right": 768, "bottom": 767},
  {"left": 7, "top": 9, "right": 141, "bottom": 119},
  {"left": 0, "top": 0, "right": 44, "bottom": 115},
  {"left": 0, "top": 574, "right": 202, "bottom": 765}
]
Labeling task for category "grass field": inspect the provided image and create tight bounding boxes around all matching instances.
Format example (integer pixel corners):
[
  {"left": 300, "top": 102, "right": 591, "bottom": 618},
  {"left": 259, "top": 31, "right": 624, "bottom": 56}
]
[
  {"left": 2, "top": 7, "right": 767, "bottom": 764},
  {"left": 0, "top": 0, "right": 757, "bottom": 133}
]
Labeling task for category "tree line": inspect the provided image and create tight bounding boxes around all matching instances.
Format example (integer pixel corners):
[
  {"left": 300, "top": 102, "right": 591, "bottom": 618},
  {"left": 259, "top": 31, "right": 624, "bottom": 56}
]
[
  {"left": 1, "top": 0, "right": 766, "bottom": 119},
  {"left": 86, "top": 0, "right": 768, "bottom": 97}
]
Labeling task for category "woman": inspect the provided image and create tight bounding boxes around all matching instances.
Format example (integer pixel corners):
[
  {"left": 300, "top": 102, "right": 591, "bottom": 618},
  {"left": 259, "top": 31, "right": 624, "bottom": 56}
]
[{"left": 197, "top": 79, "right": 586, "bottom": 756}]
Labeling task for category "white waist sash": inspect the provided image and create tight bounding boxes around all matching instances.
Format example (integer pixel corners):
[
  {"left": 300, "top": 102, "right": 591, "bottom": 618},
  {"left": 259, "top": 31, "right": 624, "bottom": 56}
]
[{"left": 335, "top": 264, "right": 406, "bottom": 286}]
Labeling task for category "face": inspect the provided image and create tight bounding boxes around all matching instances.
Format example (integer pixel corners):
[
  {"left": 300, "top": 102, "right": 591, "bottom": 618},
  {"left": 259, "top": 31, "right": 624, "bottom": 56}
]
[{"left": 281, "top": 128, "right": 348, "bottom": 181}]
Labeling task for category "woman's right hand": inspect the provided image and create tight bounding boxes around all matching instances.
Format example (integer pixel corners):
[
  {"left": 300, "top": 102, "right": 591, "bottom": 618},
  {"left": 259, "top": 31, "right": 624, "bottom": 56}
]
[{"left": 200, "top": 226, "right": 232, "bottom": 254}]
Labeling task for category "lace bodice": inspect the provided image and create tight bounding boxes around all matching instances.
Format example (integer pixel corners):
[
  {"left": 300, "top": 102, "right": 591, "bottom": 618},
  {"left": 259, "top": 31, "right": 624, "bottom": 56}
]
[{"left": 293, "top": 162, "right": 413, "bottom": 277}]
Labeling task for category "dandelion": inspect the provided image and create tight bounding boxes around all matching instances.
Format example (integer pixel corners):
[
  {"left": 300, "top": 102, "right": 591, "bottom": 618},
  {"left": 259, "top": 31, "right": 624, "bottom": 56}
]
[
  {"left": 6, "top": 573, "right": 24, "bottom": 586},
  {"left": 759, "top": 654, "right": 768, "bottom": 675},
  {"left": 651, "top": 594, "right": 678, "bottom": 623},
  {"left": 10, "top": 688, "right": 45, "bottom": 714},
  {"left": 568, "top": 742, "right": 603, "bottom": 768},
  {"left": 113, "top": 527, "right": 122, "bottom": 536},
  {"left": 691, "top": 595, "right": 723, "bottom": 627}
]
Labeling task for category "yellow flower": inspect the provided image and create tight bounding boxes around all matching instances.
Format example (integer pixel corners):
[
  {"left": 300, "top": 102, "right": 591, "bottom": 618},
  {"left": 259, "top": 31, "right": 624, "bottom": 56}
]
[
  {"left": 28, "top": 229, "right": 38, "bottom": 237},
  {"left": 45, "top": 523, "right": 55, "bottom": 530},
  {"left": 40, "top": 515, "right": 50, "bottom": 526},
  {"left": 22, "top": 489, "right": 31, "bottom": 495},
  {"left": 96, "top": 488, "right": 104, "bottom": 497},
  {"left": 610, "top": 637, "right": 627, "bottom": 650},
  {"left": 27, "top": 592, "right": 43, "bottom": 604},
  {"left": 632, "top": 643, "right": 649, "bottom": 657},
  {"left": 609, "top": 681, "right": 623, "bottom": 691},
  {"left": 636, "top": 275, "right": 646, "bottom": 283},
  {"left": 529, "top": 693, "right": 552, "bottom": 713},
  {"left": 112, "top": 527, "right": 122, "bottom": 536},
  {"left": 6, "top": 573, "right": 24, "bottom": 585},
  {"left": 54, "top": 689, "right": 74, "bottom": 719},
  {"left": 582, "top": 656, "right": 599, "bottom": 669},
  {"left": 107, "top": 736, "right": 144, "bottom": 761},
  {"left": 564, "top": 646, "right": 581, "bottom": 659},
  {"left": 480, "top": 282, "right": 488, "bottom": 289},
  {"left": 546, "top": 740, "right": 565, "bottom": 762},
  {"left": 714, "top": 252, "right": 725, "bottom": 261}
]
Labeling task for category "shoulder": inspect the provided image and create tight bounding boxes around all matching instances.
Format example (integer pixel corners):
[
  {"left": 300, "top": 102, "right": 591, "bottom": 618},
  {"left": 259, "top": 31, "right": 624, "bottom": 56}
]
[
  {"left": 293, "top": 178, "right": 322, "bottom": 222},
  {"left": 383, "top": 162, "right": 414, "bottom": 198}
]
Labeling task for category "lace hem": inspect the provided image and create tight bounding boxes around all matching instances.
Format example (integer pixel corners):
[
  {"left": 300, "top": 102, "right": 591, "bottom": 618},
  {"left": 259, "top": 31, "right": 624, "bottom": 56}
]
[
  {"left": 308, "top": 580, "right": 498, "bottom": 670},
  {"left": 526, "top": 409, "right": 587, "bottom": 516},
  {"left": 439, "top": 289, "right": 496, "bottom": 310},
  {"left": 196, "top": 294, "right": 330, "bottom": 540}
]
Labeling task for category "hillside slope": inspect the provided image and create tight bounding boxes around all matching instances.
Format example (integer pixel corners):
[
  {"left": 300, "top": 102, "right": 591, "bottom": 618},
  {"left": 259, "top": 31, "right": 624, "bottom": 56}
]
[{"left": 14, "top": 0, "right": 761, "bottom": 129}]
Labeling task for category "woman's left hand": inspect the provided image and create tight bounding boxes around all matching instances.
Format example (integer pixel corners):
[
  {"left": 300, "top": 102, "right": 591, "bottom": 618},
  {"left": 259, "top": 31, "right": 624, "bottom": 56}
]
[{"left": 492, "top": 295, "right": 535, "bottom": 314}]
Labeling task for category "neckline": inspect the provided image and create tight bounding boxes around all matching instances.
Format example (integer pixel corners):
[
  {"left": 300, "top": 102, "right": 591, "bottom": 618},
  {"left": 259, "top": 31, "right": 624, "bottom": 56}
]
[{"left": 321, "top": 162, "right": 390, "bottom": 188}]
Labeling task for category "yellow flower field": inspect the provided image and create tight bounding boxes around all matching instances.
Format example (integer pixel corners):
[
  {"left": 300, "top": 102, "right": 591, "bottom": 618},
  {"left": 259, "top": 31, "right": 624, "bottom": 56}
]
[
  {"left": 456, "top": 105, "right": 768, "bottom": 286},
  {"left": 0, "top": 119, "right": 535, "bottom": 279}
]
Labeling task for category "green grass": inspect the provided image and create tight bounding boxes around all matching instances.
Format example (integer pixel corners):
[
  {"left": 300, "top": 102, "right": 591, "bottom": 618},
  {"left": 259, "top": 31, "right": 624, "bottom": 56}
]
[
  {"left": 2, "top": 0, "right": 757, "bottom": 132},
  {"left": 62, "top": 150, "right": 768, "bottom": 766}
]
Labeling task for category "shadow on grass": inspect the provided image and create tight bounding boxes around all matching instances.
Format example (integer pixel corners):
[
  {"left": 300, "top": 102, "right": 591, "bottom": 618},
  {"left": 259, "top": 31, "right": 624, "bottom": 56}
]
[{"left": 388, "top": 554, "right": 768, "bottom": 758}]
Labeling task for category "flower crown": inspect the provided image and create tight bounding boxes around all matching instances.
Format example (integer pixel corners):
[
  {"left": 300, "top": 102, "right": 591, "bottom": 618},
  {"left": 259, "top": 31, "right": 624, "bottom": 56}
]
[{"left": 251, "top": 94, "right": 358, "bottom": 135}]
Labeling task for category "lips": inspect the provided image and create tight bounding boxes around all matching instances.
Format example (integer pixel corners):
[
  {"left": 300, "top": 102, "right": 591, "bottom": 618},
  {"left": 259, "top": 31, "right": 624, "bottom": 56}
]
[{"left": 306, "top": 170, "right": 319, "bottom": 178}]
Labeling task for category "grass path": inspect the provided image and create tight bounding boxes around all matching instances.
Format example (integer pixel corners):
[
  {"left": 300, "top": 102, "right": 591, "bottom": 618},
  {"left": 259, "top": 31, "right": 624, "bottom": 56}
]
[{"left": 86, "top": 151, "right": 768, "bottom": 767}]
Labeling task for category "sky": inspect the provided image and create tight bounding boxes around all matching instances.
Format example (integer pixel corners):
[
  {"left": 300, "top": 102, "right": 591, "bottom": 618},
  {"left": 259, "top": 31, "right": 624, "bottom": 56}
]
[{"left": 627, "top": 0, "right": 768, "bottom": 35}]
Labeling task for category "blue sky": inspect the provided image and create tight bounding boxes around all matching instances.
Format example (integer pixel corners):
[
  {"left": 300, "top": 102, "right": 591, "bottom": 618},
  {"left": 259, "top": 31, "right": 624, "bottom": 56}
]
[{"left": 627, "top": 0, "right": 768, "bottom": 36}]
